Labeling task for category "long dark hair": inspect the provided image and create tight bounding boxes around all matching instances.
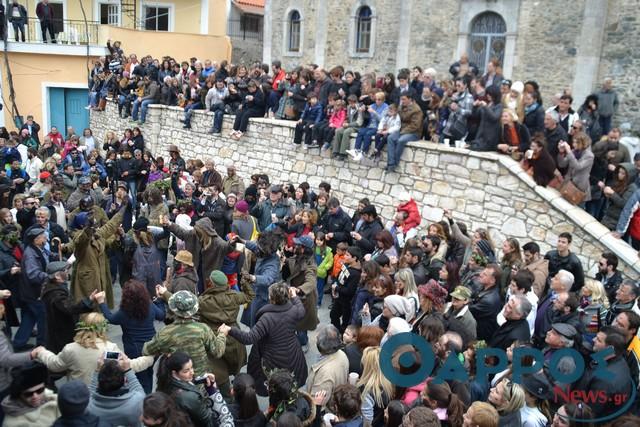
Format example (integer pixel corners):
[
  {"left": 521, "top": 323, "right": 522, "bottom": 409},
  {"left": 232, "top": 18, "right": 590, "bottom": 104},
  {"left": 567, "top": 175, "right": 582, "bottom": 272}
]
[
  {"left": 156, "top": 351, "right": 191, "bottom": 394},
  {"left": 385, "top": 400, "right": 407, "bottom": 427},
  {"left": 443, "top": 260, "right": 460, "bottom": 292},
  {"left": 233, "top": 373, "right": 260, "bottom": 420},
  {"left": 143, "top": 392, "right": 193, "bottom": 427},
  {"left": 120, "top": 280, "right": 150, "bottom": 321}
]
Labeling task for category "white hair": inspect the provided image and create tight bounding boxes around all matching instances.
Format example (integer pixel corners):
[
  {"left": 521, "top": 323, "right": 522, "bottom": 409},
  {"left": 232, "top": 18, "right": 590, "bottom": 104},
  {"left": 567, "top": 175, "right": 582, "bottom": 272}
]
[{"left": 556, "top": 270, "right": 575, "bottom": 292}]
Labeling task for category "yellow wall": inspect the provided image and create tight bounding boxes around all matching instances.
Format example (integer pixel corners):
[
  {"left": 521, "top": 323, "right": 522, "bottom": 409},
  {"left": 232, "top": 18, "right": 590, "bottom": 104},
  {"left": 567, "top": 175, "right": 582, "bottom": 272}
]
[
  {"left": 98, "top": 25, "right": 232, "bottom": 63},
  {"left": 23, "top": 0, "right": 228, "bottom": 35},
  {"left": 1, "top": 52, "right": 97, "bottom": 134}
]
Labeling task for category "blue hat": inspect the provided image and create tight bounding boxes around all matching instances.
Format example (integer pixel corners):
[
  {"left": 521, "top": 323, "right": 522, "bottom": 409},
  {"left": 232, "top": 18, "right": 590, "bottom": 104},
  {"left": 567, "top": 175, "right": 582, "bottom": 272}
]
[
  {"left": 71, "top": 212, "right": 90, "bottom": 229},
  {"left": 293, "top": 235, "right": 314, "bottom": 249}
]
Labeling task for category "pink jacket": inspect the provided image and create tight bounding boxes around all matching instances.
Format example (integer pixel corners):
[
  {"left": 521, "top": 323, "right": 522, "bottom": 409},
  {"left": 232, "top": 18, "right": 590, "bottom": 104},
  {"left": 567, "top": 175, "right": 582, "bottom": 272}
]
[
  {"left": 401, "top": 381, "right": 426, "bottom": 407},
  {"left": 329, "top": 109, "right": 346, "bottom": 128}
]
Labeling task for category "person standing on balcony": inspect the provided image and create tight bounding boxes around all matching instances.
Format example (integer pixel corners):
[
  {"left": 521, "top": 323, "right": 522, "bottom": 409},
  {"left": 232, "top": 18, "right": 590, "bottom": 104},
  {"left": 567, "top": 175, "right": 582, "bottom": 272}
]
[
  {"left": 36, "top": 0, "right": 56, "bottom": 43},
  {"left": 8, "top": 2, "right": 27, "bottom": 43}
]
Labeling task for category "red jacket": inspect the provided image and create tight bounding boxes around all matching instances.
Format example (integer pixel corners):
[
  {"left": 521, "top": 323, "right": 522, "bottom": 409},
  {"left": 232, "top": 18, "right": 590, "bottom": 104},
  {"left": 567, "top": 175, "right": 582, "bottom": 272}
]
[
  {"left": 397, "top": 199, "right": 421, "bottom": 230},
  {"left": 272, "top": 69, "right": 286, "bottom": 91}
]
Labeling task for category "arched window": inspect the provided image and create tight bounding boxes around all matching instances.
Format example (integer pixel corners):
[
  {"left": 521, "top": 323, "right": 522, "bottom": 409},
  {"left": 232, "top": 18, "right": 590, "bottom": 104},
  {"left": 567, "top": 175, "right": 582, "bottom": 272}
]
[
  {"left": 469, "top": 12, "right": 506, "bottom": 73},
  {"left": 288, "top": 10, "right": 301, "bottom": 52},
  {"left": 355, "top": 6, "right": 372, "bottom": 53}
]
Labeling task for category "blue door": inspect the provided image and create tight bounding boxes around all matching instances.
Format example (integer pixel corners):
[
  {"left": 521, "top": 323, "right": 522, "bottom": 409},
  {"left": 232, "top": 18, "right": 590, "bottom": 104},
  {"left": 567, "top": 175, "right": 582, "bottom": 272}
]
[
  {"left": 64, "top": 89, "right": 89, "bottom": 134},
  {"left": 48, "top": 88, "right": 88, "bottom": 137},
  {"left": 49, "top": 88, "right": 66, "bottom": 132}
]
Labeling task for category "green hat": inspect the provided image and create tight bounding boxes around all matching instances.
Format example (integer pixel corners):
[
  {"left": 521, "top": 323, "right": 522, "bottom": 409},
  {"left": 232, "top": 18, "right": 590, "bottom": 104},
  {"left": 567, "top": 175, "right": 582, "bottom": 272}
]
[
  {"left": 450, "top": 286, "right": 472, "bottom": 301},
  {"left": 209, "top": 270, "right": 228, "bottom": 288},
  {"left": 168, "top": 290, "right": 199, "bottom": 318}
]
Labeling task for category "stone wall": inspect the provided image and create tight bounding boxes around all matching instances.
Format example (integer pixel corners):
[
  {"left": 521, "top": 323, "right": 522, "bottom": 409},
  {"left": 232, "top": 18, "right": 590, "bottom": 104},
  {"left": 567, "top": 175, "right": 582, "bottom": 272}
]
[
  {"left": 266, "top": 0, "right": 639, "bottom": 132},
  {"left": 597, "top": 0, "right": 640, "bottom": 132},
  {"left": 90, "top": 102, "right": 640, "bottom": 279}
]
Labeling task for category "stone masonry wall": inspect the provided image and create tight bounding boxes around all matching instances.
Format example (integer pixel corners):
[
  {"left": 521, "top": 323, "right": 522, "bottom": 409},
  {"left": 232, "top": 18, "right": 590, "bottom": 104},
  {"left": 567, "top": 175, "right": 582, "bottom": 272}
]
[
  {"left": 597, "top": 0, "right": 640, "bottom": 131},
  {"left": 90, "top": 102, "right": 640, "bottom": 279}
]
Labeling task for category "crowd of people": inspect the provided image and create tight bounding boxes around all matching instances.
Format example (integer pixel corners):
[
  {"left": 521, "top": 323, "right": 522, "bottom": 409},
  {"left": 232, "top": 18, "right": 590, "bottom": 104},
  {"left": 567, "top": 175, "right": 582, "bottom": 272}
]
[{"left": 0, "top": 43, "right": 638, "bottom": 427}]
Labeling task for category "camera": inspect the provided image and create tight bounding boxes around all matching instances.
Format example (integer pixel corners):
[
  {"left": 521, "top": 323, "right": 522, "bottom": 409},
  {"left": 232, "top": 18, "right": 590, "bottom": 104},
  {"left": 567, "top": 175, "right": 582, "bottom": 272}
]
[
  {"left": 193, "top": 375, "right": 208, "bottom": 385},
  {"left": 104, "top": 351, "right": 120, "bottom": 360}
]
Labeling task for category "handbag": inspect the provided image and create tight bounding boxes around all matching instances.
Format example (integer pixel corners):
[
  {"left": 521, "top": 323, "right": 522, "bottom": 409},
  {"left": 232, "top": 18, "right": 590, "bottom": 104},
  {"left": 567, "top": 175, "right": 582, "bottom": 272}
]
[
  {"left": 560, "top": 179, "right": 586, "bottom": 205},
  {"left": 283, "top": 103, "right": 296, "bottom": 119}
]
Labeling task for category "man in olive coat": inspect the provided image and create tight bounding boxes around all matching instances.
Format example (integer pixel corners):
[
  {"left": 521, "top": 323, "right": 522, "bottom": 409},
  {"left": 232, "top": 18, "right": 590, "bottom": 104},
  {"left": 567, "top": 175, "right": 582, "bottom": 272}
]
[{"left": 282, "top": 236, "right": 319, "bottom": 350}]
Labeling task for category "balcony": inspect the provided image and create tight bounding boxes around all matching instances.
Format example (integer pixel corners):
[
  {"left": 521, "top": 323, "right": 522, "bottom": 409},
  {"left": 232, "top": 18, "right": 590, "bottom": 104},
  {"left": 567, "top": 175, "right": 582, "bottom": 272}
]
[
  {"left": 227, "top": 18, "right": 263, "bottom": 42},
  {"left": 9, "top": 18, "right": 100, "bottom": 45},
  {"left": 1, "top": 18, "right": 106, "bottom": 57}
]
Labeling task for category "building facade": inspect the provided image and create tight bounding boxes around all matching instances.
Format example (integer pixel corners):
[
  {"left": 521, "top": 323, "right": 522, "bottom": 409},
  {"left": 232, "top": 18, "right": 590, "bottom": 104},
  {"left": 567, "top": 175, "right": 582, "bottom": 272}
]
[
  {"left": 1, "top": 0, "right": 230, "bottom": 135},
  {"left": 264, "top": 0, "right": 639, "bottom": 132}
]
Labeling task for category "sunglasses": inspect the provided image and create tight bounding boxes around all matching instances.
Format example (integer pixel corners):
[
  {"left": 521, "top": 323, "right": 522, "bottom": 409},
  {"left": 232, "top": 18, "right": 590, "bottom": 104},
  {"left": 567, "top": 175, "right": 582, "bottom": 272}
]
[{"left": 22, "top": 386, "right": 45, "bottom": 398}]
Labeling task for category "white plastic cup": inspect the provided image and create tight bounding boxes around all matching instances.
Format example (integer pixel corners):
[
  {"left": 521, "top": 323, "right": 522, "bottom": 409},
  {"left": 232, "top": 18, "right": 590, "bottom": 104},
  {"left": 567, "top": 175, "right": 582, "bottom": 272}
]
[
  {"left": 348, "top": 372, "right": 360, "bottom": 385},
  {"left": 443, "top": 138, "right": 450, "bottom": 146}
]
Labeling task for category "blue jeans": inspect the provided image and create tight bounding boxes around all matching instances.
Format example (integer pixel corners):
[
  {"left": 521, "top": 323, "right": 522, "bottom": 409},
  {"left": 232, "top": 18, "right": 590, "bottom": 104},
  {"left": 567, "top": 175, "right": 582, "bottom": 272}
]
[
  {"left": 183, "top": 102, "right": 202, "bottom": 126},
  {"left": 13, "top": 301, "right": 46, "bottom": 348},
  {"left": 316, "top": 277, "right": 326, "bottom": 306},
  {"left": 132, "top": 99, "right": 153, "bottom": 122},
  {"left": 88, "top": 91, "right": 98, "bottom": 107},
  {"left": 126, "top": 180, "right": 137, "bottom": 210},
  {"left": 297, "top": 330, "right": 308, "bottom": 346},
  {"left": 267, "top": 91, "right": 281, "bottom": 114},
  {"left": 355, "top": 127, "right": 378, "bottom": 153},
  {"left": 211, "top": 103, "right": 225, "bottom": 132},
  {"left": 387, "top": 132, "right": 419, "bottom": 169}
]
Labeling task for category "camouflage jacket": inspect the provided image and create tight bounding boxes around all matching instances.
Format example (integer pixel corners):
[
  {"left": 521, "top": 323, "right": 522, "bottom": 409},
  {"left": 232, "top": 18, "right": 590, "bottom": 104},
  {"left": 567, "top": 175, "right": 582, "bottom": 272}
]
[{"left": 142, "top": 318, "right": 226, "bottom": 375}]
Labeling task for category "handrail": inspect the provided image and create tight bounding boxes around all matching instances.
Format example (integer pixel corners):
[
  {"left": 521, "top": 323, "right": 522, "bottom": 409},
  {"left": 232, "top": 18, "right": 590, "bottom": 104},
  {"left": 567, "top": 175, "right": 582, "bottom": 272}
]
[{"left": 7, "top": 17, "right": 100, "bottom": 45}]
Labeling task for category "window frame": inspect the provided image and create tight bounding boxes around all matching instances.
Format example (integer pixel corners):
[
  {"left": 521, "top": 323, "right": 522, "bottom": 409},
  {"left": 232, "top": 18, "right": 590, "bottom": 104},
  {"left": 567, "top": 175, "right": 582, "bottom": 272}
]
[
  {"left": 355, "top": 6, "right": 372, "bottom": 53},
  {"left": 348, "top": 2, "right": 376, "bottom": 58},
  {"left": 283, "top": 8, "right": 303, "bottom": 57},
  {"left": 140, "top": 2, "right": 175, "bottom": 32}
]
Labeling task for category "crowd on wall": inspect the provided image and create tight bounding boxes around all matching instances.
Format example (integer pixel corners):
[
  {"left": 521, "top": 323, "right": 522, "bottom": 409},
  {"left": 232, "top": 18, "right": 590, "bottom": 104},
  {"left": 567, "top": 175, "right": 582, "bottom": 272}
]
[{"left": 0, "top": 41, "right": 638, "bottom": 427}]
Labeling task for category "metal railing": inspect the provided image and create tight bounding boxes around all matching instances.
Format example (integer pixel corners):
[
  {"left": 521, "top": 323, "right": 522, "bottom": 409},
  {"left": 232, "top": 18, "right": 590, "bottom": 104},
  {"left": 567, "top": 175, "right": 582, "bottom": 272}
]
[
  {"left": 6, "top": 18, "right": 100, "bottom": 45},
  {"left": 227, "top": 18, "right": 263, "bottom": 42}
]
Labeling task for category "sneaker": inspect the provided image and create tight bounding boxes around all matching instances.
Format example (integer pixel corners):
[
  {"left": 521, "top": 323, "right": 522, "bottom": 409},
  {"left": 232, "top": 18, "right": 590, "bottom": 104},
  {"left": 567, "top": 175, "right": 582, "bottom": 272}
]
[
  {"left": 308, "top": 141, "right": 320, "bottom": 148},
  {"left": 321, "top": 143, "right": 330, "bottom": 151},
  {"left": 208, "top": 128, "right": 216, "bottom": 134},
  {"left": 302, "top": 144, "right": 309, "bottom": 150},
  {"left": 354, "top": 152, "right": 363, "bottom": 161},
  {"left": 84, "top": 105, "right": 91, "bottom": 110},
  {"left": 345, "top": 149, "right": 357, "bottom": 157},
  {"left": 183, "top": 124, "right": 191, "bottom": 129},
  {"left": 179, "top": 118, "right": 185, "bottom": 123}
]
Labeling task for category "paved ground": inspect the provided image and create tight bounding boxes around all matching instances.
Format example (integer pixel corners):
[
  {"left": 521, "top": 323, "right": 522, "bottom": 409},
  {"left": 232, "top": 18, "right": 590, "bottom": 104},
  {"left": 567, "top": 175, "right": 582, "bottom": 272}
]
[{"left": 14, "top": 279, "right": 333, "bottom": 410}]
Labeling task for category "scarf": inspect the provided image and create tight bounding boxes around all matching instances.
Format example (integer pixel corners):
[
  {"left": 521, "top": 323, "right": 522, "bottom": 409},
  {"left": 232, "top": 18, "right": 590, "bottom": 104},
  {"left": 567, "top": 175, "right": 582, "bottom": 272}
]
[{"left": 524, "top": 102, "right": 539, "bottom": 115}]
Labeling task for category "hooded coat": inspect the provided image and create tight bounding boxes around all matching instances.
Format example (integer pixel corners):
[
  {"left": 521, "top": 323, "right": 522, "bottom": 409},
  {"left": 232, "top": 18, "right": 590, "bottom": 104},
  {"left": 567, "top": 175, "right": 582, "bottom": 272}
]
[
  {"left": 197, "top": 280, "right": 255, "bottom": 386},
  {"left": 167, "top": 218, "right": 234, "bottom": 284},
  {"left": 229, "top": 297, "right": 308, "bottom": 396},
  {"left": 2, "top": 390, "right": 59, "bottom": 427},
  {"left": 283, "top": 255, "right": 319, "bottom": 331},
  {"left": 70, "top": 209, "right": 123, "bottom": 308}
]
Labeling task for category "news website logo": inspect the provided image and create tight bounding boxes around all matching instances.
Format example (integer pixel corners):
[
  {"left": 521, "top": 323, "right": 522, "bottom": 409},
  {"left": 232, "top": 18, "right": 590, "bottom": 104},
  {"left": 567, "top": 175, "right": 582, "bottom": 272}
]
[{"left": 379, "top": 332, "right": 637, "bottom": 424}]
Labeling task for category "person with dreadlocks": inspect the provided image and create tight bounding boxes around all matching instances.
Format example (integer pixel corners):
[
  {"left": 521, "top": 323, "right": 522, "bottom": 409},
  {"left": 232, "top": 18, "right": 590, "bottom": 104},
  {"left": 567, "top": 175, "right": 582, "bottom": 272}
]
[
  {"left": 264, "top": 369, "right": 316, "bottom": 426},
  {"left": 33, "top": 312, "right": 153, "bottom": 385}
]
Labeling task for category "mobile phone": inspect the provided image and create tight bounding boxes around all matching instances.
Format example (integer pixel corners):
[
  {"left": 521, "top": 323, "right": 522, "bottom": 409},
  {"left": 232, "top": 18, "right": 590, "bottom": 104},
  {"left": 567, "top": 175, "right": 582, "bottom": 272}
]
[
  {"left": 193, "top": 375, "right": 208, "bottom": 385},
  {"left": 104, "top": 351, "right": 120, "bottom": 360}
]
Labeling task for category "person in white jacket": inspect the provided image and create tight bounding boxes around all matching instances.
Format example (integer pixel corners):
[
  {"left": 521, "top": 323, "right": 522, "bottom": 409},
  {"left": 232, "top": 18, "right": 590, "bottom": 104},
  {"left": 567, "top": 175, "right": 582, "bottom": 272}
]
[
  {"left": 372, "top": 103, "right": 401, "bottom": 160},
  {"left": 497, "top": 269, "right": 538, "bottom": 335},
  {"left": 25, "top": 148, "right": 43, "bottom": 185},
  {"left": 33, "top": 312, "right": 153, "bottom": 385}
]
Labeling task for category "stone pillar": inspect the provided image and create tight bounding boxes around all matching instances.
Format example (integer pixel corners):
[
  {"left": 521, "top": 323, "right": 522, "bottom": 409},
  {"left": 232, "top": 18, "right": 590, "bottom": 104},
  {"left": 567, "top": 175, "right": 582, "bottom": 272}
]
[
  {"left": 395, "top": 0, "right": 412, "bottom": 71},
  {"left": 571, "top": 0, "right": 608, "bottom": 107},
  {"left": 262, "top": 0, "right": 272, "bottom": 64},
  {"left": 503, "top": 33, "right": 517, "bottom": 78},
  {"left": 315, "top": 3, "right": 328, "bottom": 67}
]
